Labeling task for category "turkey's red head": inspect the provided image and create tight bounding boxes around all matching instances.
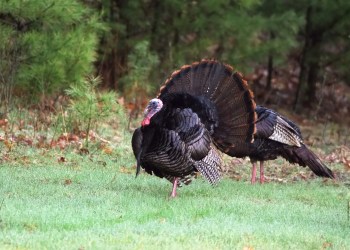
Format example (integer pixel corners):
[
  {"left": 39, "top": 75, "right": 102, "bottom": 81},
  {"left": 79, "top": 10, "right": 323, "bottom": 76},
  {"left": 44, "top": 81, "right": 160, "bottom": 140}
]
[{"left": 141, "top": 98, "right": 163, "bottom": 127}]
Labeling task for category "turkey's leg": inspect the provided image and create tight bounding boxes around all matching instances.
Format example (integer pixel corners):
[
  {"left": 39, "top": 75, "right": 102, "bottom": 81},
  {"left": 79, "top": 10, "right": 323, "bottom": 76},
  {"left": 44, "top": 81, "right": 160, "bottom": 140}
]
[
  {"left": 170, "top": 178, "right": 179, "bottom": 198},
  {"left": 251, "top": 162, "right": 257, "bottom": 184},
  {"left": 260, "top": 161, "right": 265, "bottom": 184}
]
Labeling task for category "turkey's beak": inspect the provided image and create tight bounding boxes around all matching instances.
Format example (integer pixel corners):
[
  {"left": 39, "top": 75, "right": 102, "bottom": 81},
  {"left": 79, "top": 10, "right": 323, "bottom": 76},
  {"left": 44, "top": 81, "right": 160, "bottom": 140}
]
[{"left": 135, "top": 149, "right": 142, "bottom": 178}]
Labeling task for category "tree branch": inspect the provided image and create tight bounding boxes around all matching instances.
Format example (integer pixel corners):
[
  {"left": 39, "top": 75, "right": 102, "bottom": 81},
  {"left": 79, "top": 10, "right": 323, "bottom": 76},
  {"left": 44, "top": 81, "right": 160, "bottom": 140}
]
[{"left": 0, "top": 2, "right": 55, "bottom": 32}]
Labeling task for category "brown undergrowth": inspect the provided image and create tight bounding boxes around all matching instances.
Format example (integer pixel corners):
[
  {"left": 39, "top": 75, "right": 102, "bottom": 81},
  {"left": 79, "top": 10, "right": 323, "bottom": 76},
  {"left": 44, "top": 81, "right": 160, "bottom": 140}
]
[{"left": 1, "top": 94, "right": 349, "bottom": 185}]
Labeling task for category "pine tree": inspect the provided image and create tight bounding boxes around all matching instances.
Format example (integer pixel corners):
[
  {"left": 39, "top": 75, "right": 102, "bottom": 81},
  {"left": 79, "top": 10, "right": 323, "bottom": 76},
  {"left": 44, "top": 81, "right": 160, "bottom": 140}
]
[{"left": 0, "top": 0, "right": 103, "bottom": 107}]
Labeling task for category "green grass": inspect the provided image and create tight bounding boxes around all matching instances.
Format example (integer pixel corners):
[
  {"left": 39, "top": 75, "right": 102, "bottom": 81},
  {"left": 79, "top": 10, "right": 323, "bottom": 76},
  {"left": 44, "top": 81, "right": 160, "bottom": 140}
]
[{"left": 0, "top": 146, "right": 349, "bottom": 250}]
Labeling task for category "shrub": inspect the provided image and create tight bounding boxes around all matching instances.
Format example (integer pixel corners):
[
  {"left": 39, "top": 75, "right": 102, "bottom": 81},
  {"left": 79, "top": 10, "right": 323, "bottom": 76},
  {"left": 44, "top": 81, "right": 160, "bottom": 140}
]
[{"left": 66, "top": 76, "right": 124, "bottom": 147}]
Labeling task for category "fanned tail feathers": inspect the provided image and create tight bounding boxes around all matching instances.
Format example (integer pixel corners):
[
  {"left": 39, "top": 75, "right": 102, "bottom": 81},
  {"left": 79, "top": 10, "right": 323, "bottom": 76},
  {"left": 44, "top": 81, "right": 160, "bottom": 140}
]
[{"left": 158, "top": 59, "right": 256, "bottom": 157}]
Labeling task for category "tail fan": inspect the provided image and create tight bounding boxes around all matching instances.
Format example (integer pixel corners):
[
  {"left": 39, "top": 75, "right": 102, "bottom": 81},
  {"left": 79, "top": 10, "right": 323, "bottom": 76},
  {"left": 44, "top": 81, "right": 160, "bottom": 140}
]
[{"left": 158, "top": 59, "right": 256, "bottom": 157}]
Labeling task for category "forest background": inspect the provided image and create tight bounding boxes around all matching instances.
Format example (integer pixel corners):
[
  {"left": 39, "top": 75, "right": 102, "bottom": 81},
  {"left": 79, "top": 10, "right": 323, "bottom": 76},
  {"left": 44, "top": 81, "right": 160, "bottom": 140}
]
[
  {"left": 1, "top": 2, "right": 350, "bottom": 248},
  {"left": 0, "top": 0, "right": 349, "bottom": 151},
  {"left": 1, "top": 0, "right": 350, "bottom": 117}
]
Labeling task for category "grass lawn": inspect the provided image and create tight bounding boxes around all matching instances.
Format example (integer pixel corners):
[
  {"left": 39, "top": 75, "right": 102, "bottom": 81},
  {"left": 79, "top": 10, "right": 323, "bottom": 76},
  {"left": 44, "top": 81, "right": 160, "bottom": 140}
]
[{"left": 0, "top": 146, "right": 349, "bottom": 250}]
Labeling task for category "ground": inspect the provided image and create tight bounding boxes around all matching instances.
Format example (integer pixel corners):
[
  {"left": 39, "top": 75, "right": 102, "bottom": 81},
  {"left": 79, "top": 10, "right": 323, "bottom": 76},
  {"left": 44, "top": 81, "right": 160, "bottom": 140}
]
[{"left": 0, "top": 112, "right": 349, "bottom": 249}]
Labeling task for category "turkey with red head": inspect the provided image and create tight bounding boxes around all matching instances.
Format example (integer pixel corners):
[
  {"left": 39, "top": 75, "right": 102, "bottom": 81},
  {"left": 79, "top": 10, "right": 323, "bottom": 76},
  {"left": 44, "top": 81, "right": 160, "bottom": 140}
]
[
  {"left": 247, "top": 105, "right": 334, "bottom": 184},
  {"left": 131, "top": 59, "right": 256, "bottom": 197}
]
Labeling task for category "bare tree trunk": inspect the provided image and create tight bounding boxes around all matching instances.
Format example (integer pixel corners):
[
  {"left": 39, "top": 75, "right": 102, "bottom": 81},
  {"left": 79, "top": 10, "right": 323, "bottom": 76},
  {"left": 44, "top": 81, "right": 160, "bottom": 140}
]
[
  {"left": 294, "top": 6, "right": 312, "bottom": 112},
  {"left": 306, "top": 59, "right": 319, "bottom": 104},
  {"left": 150, "top": 0, "right": 180, "bottom": 68},
  {"left": 96, "top": 0, "right": 129, "bottom": 90},
  {"left": 266, "top": 31, "right": 275, "bottom": 92},
  {"left": 0, "top": 22, "right": 22, "bottom": 115},
  {"left": 266, "top": 53, "right": 273, "bottom": 91}
]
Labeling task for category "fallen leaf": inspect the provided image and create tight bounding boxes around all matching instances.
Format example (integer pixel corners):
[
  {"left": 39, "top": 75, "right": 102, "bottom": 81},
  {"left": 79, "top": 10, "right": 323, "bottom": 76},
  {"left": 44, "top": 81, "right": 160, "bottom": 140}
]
[
  {"left": 342, "top": 157, "right": 350, "bottom": 171},
  {"left": 79, "top": 148, "right": 89, "bottom": 155},
  {"left": 58, "top": 156, "right": 66, "bottom": 163},
  {"left": 322, "top": 241, "right": 332, "bottom": 249},
  {"left": 64, "top": 179, "right": 72, "bottom": 186},
  {"left": 101, "top": 145, "right": 113, "bottom": 154},
  {"left": 19, "top": 156, "right": 30, "bottom": 164},
  {"left": 119, "top": 166, "right": 134, "bottom": 174},
  {"left": 4, "top": 139, "right": 14, "bottom": 151},
  {"left": 243, "top": 246, "right": 254, "bottom": 250},
  {"left": 57, "top": 139, "right": 67, "bottom": 150},
  {"left": 0, "top": 119, "right": 8, "bottom": 127},
  {"left": 68, "top": 134, "right": 80, "bottom": 142}
]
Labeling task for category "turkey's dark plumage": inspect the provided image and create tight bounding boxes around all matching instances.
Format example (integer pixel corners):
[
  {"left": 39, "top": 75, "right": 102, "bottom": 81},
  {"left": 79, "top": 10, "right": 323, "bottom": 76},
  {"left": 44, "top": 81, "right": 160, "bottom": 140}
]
[
  {"left": 245, "top": 105, "right": 334, "bottom": 183},
  {"left": 132, "top": 59, "right": 256, "bottom": 196}
]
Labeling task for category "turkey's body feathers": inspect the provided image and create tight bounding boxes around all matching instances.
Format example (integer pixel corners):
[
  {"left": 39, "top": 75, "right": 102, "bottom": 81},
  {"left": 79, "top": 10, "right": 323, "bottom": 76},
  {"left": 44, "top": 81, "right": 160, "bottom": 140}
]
[{"left": 132, "top": 106, "right": 221, "bottom": 186}]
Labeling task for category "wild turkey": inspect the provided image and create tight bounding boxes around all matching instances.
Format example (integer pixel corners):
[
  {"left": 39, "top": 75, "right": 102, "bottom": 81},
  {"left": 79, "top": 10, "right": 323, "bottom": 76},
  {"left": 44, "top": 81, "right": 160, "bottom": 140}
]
[
  {"left": 131, "top": 59, "right": 256, "bottom": 197},
  {"left": 247, "top": 105, "right": 334, "bottom": 184}
]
